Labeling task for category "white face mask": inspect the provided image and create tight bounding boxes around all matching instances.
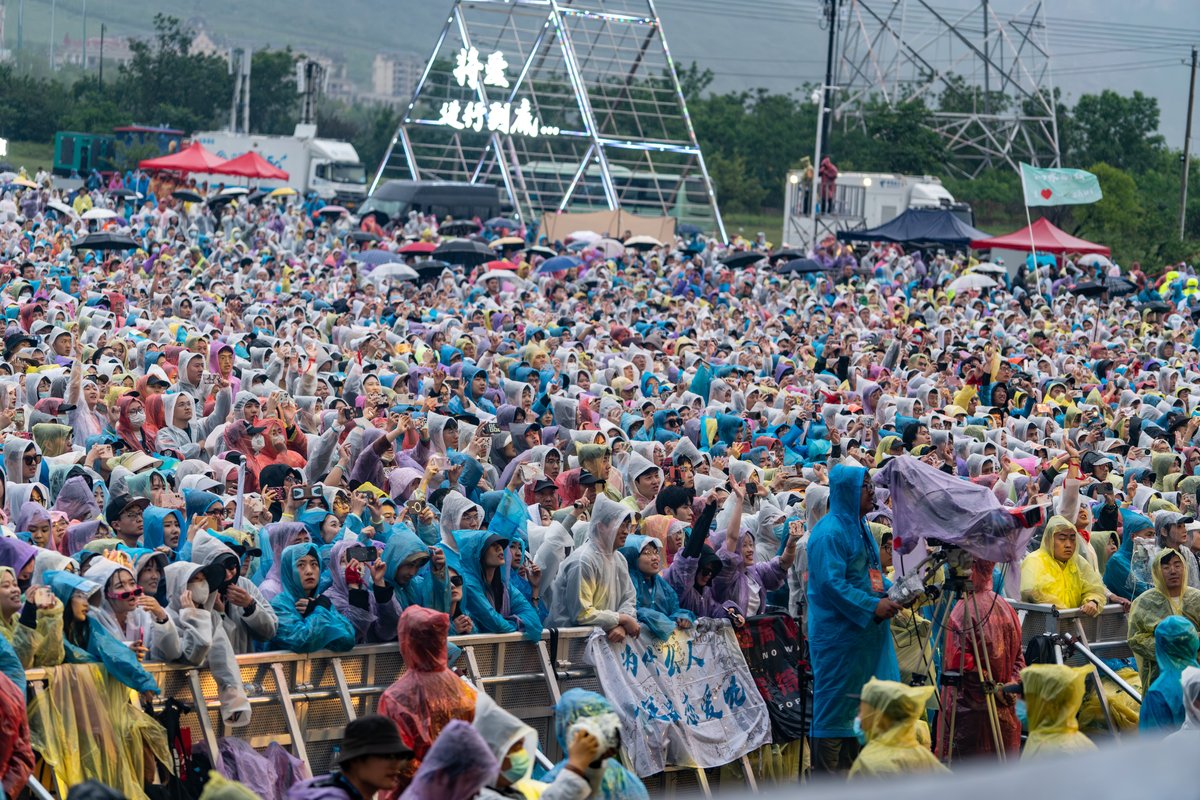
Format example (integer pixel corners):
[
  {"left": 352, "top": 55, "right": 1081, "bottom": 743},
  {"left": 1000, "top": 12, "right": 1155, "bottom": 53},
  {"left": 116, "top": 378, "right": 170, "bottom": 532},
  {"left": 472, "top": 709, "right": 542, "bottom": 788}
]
[
  {"left": 129, "top": 411, "right": 146, "bottom": 426},
  {"left": 250, "top": 434, "right": 266, "bottom": 452},
  {"left": 188, "top": 580, "right": 209, "bottom": 606}
]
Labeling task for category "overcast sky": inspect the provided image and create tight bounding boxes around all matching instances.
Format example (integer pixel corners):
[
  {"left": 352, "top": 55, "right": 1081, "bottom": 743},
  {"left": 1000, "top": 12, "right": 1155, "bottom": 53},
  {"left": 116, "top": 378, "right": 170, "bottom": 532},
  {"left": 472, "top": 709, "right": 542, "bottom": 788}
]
[{"left": 646, "top": 0, "right": 1199, "bottom": 151}]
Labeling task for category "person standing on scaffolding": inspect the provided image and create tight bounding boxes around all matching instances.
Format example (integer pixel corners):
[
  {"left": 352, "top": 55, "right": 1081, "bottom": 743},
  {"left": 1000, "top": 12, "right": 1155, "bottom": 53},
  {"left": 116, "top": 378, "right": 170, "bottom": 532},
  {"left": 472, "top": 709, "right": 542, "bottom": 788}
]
[{"left": 936, "top": 558, "right": 1024, "bottom": 760}]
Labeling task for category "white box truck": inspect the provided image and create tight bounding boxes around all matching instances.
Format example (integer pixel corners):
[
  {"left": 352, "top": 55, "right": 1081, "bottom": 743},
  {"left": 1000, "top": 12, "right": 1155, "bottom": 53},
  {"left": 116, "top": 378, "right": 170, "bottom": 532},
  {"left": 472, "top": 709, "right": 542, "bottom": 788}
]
[
  {"left": 782, "top": 170, "right": 972, "bottom": 249},
  {"left": 191, "top": 124, "right": 367, "bottom": 208}
]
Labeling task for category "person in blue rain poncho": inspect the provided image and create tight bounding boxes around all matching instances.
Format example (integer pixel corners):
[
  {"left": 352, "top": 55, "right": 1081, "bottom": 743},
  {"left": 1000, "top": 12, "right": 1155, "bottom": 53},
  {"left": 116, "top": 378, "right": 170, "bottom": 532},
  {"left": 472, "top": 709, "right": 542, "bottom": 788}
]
[
  {"left": 141, "top": 506, "right": 186, "bottom": 559},
  {"left": 541, "top": 689, "right": 649, "bottom": 800},
  {"left": 1139, "top": 614, "right": 1200, "bottom": 732},
  {"left": 268, "top": 543, "right": 355, "bottom": 653},
  {"left": 1105, "top": 509, "right": 1155, "bottom": 601},
  {"left": 382, "top": 525, "right": 450, "bottom": 612},
  {"left": 454, "top": 529, "right": 542, "bottom": 640},
  {"left": 618, "top": 534, "right": 694, "bottom": 641},
  {"left": 806, "top": 463, "right": 900, "bottom": 774}
]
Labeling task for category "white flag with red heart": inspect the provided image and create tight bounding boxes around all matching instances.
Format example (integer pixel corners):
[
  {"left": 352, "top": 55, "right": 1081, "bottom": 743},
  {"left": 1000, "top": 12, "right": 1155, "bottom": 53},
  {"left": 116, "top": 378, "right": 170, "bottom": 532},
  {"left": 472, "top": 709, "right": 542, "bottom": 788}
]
[{"left": 1020, "top": 162, "right": 1103, "bottom": 207}]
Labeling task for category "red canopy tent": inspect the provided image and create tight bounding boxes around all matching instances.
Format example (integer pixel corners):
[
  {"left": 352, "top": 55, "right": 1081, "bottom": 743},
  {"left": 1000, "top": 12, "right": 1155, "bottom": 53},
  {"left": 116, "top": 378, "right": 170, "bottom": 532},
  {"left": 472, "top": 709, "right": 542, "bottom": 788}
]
[
  {"left": 138, "top": 141, "right": 227, "bottom": 173},
  {"left": 214, "top": 151, "right": 289, "bottom": 180},
  {"left": 970, "top": 217, "right": 1110, "bottom": 255}
]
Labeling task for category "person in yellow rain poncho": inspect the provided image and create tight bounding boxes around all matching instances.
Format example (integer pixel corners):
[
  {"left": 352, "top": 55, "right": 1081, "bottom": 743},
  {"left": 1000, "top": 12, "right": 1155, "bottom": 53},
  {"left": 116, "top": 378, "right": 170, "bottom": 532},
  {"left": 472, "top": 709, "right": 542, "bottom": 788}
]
[
  {"left": 1020, "top": 515, "right": 1106, "bottom": 614},
  {"left": 1128, "top": 548, "right": 1200, "bottom": 691},
  {"left": 28, "top": 570, "right": 171, "bottom": 800},
  {"left": 1020, "top": 664, "right": 1096, "bottom": 759},
  {"left": 848, "top": 678, "right": 948, "bottom": 780}
]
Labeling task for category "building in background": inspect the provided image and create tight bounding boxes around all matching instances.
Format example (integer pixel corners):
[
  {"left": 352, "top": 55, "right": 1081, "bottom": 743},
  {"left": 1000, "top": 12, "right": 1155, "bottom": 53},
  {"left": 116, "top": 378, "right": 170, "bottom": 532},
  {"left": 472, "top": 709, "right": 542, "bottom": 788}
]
[
  {"left": 54, "top": 34, "right": 134, "bottom": 70},
  {"left": 371, "top": 52, "right": 423, "bottom": 100}
]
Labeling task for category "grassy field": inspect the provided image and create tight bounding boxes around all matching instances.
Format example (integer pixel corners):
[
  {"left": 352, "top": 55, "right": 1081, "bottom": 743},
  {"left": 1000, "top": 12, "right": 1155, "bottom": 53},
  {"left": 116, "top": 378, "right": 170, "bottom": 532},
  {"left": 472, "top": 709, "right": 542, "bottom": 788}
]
[
  {"left": 3, "top": 141, "right": 55, "bottom": 174},
  {"left": 721, "top": 211, "right": 784, "bottom": 247}
]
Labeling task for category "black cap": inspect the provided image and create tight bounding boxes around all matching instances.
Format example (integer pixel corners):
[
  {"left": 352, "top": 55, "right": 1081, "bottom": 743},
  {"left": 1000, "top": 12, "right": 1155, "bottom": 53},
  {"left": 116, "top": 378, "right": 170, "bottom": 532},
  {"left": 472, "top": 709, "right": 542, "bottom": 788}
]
[
  {"left": 337, "top": 714, "right": 414, "bottom": 765},
  {"left": 533, "top": 478, "right": 557, "bottom": 493},
  {"left": 244, "top": 424, "right": 268, "bottom": 436},
  {"left": 105, "top": 494, "right": 150, "bottom": 525},
  {"left": 578, "top": 470, "right": 603, "bottom": 486}
]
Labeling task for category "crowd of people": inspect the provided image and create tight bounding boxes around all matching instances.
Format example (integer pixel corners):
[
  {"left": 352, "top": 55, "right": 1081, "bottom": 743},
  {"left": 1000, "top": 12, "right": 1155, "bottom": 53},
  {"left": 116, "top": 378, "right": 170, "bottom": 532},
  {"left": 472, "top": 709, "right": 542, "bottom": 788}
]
[{"left": 0, "top": 163, "right": 1198, "bottom": 799}]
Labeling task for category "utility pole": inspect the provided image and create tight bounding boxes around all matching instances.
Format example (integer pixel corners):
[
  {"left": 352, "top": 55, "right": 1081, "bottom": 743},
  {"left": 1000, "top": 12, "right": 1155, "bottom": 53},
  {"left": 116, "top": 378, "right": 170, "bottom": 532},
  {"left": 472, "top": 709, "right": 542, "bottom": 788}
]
[
  {"left": 982, "top": 0, "right": 990, "bottom": 116},
  {"left": 1182, "top": 45, "right": 1198, "bottom": 241},
  {"left": 16, "top": 0, "right": 23, "bottom": 62},
  {"left": 810, "top": 0, "right": 839, "bottom": 251},
  {"left": 81, "top": 0, "right": 87, "bottom": 73},
  {"left": 49, "top": 0, "right": 56, "bottom": 71},
  {"left": 99, "top": 23, "right": 105, "bottom": 88}
]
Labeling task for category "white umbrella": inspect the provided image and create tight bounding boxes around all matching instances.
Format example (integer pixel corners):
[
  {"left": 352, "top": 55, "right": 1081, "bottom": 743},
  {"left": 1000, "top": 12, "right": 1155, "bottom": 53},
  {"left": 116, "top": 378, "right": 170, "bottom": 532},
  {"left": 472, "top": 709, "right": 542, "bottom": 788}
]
[
  {"left": 595, "top": 238, "right": 625, "bottom": 258},
  {"left": 81, "top": 208, "right": 117, "bottom": 221},
  {"left": 477, "top": 269, "right": 528, "bottom": 286},
  {"left": 565, "top": 230, "right": 600, "bottom": 244},
  {"left": 1078, "top": 253, "right": 1113, "bottom": 269},
  {"left": 368, "top": 263, "right": 419, "bottom": 282},
  {"left": 970, "top": 262, "right": 1008, "bottom": 275},
  {"left": 46, "top": 200, "right": 76, "bottom": 217},
  {"left": 624, "top": 235, "right": 663, "bottom": 250},
  {"left": 220, "top": 186, "right": 251, "bottom": 196},
  {"left": 947, "top": 273, "right": 998, "bottom": 292}
]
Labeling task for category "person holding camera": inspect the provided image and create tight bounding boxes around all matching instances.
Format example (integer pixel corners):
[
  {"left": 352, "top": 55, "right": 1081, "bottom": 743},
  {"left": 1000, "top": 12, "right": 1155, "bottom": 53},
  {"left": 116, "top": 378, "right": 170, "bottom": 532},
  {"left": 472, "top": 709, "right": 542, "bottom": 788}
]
[{"left": 806, "top": 464, "right": 901, "bottom": 774}]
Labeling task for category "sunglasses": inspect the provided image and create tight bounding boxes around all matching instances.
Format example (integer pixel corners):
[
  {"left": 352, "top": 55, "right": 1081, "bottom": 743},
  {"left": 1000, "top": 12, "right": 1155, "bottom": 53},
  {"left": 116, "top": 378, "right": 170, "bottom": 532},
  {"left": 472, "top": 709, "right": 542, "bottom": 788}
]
[
  {"left": 23, "top": 454, "right": 42, "bottom": 466},
  {"left": 107, "top": 586, "right": 144, "bottom": 601},
  {"left": 449, "top": 575, "right": 463, "bottom": 587}
]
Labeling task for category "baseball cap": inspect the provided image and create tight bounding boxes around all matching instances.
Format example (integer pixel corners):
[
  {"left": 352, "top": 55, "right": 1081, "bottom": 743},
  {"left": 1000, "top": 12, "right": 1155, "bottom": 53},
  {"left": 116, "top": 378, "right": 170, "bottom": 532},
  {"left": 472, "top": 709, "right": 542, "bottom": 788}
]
[{"left": 105, "top": 494, "right": 150, "bottom": 525}]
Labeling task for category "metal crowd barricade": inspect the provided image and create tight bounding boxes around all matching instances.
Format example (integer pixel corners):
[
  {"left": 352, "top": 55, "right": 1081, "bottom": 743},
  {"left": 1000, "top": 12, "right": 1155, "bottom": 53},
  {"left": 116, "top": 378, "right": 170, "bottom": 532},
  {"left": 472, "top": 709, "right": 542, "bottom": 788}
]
[
  {"left": 1011, "top": 602, "right": 1134, "bottom": 735},
  {"left": 24, "top": 627, "right": 731, "bottom": 797}
]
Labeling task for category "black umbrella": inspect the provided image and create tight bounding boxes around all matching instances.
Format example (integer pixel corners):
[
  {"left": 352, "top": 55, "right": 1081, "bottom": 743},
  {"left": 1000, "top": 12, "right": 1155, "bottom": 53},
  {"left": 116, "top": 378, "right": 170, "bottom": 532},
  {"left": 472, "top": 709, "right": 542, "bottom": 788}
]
[
  {"left": 677, "top": 222, "right": 703, "bottom": 236},
  {"left": 433, "top": 239, "right": 491, "bottom": 267},
  {"left": 485, "top": 216, "right": 519, "bottom": 229},
  {"left": 1140, "top": 300, "right": 1173, "bottom": 314},
  {"left": 245, "top": 190, "right": 269, "bottom": 205},
  {"left": 440, "top": 219, "right": 482, "bottom": 236},
  {"left": 770, "top": 248, "right": 805, "bottom": 262},
  {"left": 359, "top": 208, "right": 390, "bottom": 226},
  {"left": 73, "top": 232, "right": 140, "bottom": 251},
  {"left": 720, "top": 251, "right": 766, "bottom": 269},
  {"left": 527, "top": 246, "right": 557, "bottom": 260},
  {"left": 776, "top": 258, "right": 828, "bottom": 274},
  {"left": 1068, "top": 277, "right": 1136, "bottom": 297},
  {"left": 208, "top": 194, "right": 237, "bottom": 208},
  {"left": 109, "top": 188, "right": 141, "bottom": 199},
  {"left": 172, "top": 190, "right": 203, "bottom": 203},
  {"left": 349, "top": 231, "right": 381, "bottom": 243}
]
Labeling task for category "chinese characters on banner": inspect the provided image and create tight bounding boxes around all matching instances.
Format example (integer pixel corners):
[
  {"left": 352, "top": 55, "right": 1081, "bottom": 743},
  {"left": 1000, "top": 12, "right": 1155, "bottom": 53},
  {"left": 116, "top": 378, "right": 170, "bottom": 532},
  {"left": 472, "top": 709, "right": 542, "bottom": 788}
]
[
  {"left": 437, "top": 47, "right": 561, "bottom": 137},
  {"left": 585, "top": 619, "right": 770, "bottom": 777}
]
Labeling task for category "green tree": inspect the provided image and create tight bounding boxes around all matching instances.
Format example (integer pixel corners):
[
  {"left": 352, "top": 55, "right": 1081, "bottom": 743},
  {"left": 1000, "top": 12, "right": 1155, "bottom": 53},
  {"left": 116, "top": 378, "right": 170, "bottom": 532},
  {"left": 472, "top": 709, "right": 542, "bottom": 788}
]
[
  {"left": 1070, "top": 90, "right": 1164, "bottom": 174},
  {"left": 1071, "top": 162, "right": 1143, "bottom": 252},
  {"left": 250, "top": 49, "right": 300, "bottom": 135},
  {"left": 115, "top": 15, "right": 231, "bottom": 132}
]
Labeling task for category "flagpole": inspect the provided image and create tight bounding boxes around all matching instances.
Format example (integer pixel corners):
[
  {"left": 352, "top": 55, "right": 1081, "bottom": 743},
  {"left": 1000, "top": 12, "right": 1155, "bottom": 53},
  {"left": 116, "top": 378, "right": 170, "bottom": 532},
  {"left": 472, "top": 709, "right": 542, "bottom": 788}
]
[{"left": 1019, "top": 164, "right": 1043, "bottom": 298}]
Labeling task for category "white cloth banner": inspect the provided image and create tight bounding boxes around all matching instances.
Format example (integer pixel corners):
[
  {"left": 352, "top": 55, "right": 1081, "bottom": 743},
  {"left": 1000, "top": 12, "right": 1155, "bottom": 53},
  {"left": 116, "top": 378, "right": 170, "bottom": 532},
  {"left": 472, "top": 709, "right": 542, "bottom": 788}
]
[{"left": 585, "top": 618, "right": 770, "bottom": 777}]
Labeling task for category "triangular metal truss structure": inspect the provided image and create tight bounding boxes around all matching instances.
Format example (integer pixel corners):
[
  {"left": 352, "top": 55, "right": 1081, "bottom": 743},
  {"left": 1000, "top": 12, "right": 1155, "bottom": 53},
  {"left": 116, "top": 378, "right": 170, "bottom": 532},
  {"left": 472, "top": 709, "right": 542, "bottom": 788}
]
[
  {"left": 370, "top": 0, "right": 726, "bottom": 240},
  {"left": 834, "top": 0, "right": 1061, "bottom": 177}
]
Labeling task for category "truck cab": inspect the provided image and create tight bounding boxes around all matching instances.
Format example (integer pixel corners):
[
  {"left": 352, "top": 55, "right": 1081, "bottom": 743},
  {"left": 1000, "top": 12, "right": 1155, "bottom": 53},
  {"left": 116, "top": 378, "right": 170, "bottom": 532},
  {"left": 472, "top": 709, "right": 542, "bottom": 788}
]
[{"left": 297, "top": 125, "right": 367, "bottom": 208}]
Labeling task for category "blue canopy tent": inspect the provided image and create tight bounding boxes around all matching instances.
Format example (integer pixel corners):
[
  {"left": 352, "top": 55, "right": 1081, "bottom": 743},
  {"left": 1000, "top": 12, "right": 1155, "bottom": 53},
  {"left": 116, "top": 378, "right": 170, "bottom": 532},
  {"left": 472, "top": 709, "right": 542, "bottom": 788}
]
[{"left": 836, "top": 208, "right": 988, "bottom": 250}]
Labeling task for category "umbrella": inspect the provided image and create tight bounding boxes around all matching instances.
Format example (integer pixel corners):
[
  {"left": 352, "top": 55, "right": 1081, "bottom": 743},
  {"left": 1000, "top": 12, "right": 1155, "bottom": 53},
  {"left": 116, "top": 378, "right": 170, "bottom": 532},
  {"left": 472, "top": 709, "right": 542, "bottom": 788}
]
[
  {"left": 596, "top": 238, "right": 626, "bottom": 259},
  {"left": 771, "top": 249, "right": 805, "bottom": 261},
  {"left": 1139, "top": 300, "right": 1173, "bottom": 314},
  {"left": 359, "top": 208, "right": 390, "bottom": 226},
  {"left": 81, "top": 208, "right": 117, "bottom": 221},
  {"left": 349, "top": 231, "right": 380, "bottom": 243},
  {"left": 720, "top": 252, "right": 766, "bottom": 269},
  {"left": 485, "top": 217, "right": 519, "bottom": 229},
  {"left": 108, "top": 188, "right": 141, "bottom": 199},
  {"left": 776, "top": 258, "right": 828, "bottom": 275},
  {"left": 220, "top": 186, "right": 251, "bottom": 196},
  {"left": 357, "top": 249, "right": 398, "bottom": 266},
  {"left": 624, "top": 235, "right": 662, "bottom": 251},
  {"left": 537, "top": 255, "right": 583, "bottom": 274},
  {"left": 269, "top": 187, "right": 298, "bottom": 197},
  {"left": 316, "top": 205, "right": 349, "bottom": 217},
  {"left": 947, "top": 273, "right": 998, "bottom": 293},
  {"left": 483, "top": 259, "right": 519, "bottom": 271},
  {"left": 1069, "top": 278, "right": 1136, "bottom": 297},
  {"left": 566, "top": 230, "right": 601, "bottom": 244},
  {"left": 207, "top": 194, "right": 237, "bottom": 209},
  {"left": 1078, "top": 254, "right": 1113, "bottom": 269},
  {"left": 477, "top": 270, "right": 528, "bottom": 286},
  {"left": 45, "top": 201, "right": 76, "bottom": 217},
  {"left": 433, "top": 239, "right": 492, "bottom": 267},
  {"left": 399, "top": 241, "right": 436, "bottom": 255},
  {"left": 677, "top": 223, "right": 703, "bottom": 236},
  {"left": 414, "top": 259, "right": 452, "bottom": 274},
  {"left": 244, "top": 190, "right": 270, "bottom": 205},
  {"left": 172, "top": 190, "right": 203, "bottom": 203},
  {"left": 72, "top": 232, "right": 139, "bottom": 251},
  {"left": 12, "top": 177, "right": 39, "bottom": 189},
  {"left": 527, "top": 246, "right": 557, "bottom": 260},
  {"left": 367, "top": 263, "right": 419, "bottom": 282},
  {"left": 970, "top": 262, "right": 1008, "bottom": 275},
  {"left": 490, "top": 236, "right": 525, "bottom": 250},
  {"left": 439, "top": 219, "right": 482, "bottom": 236}
]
